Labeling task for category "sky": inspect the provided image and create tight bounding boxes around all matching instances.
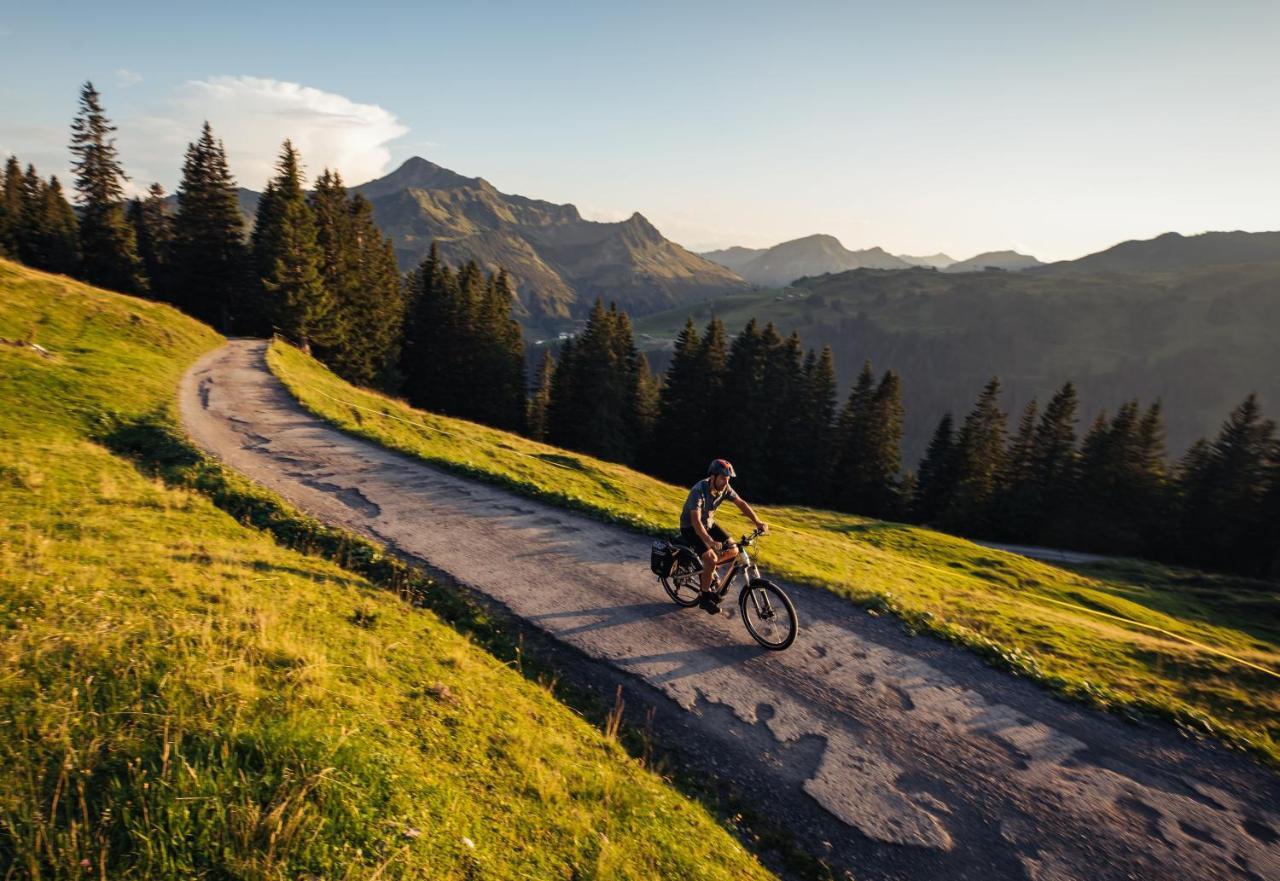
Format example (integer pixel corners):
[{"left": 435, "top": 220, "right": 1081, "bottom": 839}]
[{"left": 0, "top": 1, "right": 1276, "bottom": 261}]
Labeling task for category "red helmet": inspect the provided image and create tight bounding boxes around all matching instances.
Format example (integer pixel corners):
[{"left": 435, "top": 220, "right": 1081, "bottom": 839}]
[{"left": 707, "top": 458, "right": 736, "bottom": 478}]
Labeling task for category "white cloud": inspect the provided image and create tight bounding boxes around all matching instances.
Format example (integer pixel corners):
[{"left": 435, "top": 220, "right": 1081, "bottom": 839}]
[
  {"left": 178, "top": 75, "right": 407, "bottom": 189},
  {"left": 115, "top": 68, "right": 143, "bottom": 87},
  {"left": 120, "top": 75, "right": 409, "bottom": 192}
]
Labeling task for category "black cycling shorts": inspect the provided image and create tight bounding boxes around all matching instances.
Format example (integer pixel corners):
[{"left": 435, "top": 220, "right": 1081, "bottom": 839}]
[{"left": 680, "top": 523, "right": 730, "bottom": 555}]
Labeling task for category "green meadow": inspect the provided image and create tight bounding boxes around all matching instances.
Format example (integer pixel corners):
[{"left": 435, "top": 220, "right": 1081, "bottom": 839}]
[
  {"left": 269, "top": 340, "right": 1280, "bottom": 765},
  {"left": 0, "top": 258, "right": 778, "bottom": 880}
]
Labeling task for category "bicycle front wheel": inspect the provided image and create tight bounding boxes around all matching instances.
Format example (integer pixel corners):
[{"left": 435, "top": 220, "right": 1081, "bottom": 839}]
[{"left": 739, "top": 579, "right": 798, "bottom": 650}]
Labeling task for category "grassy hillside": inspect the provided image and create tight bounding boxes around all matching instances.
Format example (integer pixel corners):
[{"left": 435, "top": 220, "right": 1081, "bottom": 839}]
[
  {"left": 0, "top": 259, "right": 777, "bottom": 880},
  {"left": 269, "top": 341, "right": 1280, "bottom": 765},
  {"left": 631, "top": 262, "right": 1280, "bottom": 464}
]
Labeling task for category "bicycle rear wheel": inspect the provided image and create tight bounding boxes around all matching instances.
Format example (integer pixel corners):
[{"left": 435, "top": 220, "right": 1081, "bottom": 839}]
[
  {"left": 661, "top": 561, "right": 703, "bottom": 607},
  {"left": 739, "top": 579, "right": 798, "bottom": 650}
]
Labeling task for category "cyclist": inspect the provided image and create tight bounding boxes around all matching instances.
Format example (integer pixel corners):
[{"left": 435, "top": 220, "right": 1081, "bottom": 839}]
[{"left": 680, "top": 458, "right": 767, "bottom": 611}]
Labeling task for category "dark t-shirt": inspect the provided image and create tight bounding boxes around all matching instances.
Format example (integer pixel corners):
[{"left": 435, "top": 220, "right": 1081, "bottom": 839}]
[{"left": 680, "top": 478, "right": 738, "bottom": 529}]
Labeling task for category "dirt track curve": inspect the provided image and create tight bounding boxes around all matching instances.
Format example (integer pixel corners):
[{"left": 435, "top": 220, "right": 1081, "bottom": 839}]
[{"left": 180, "top": 340, "right": 1280, "bottom": 881}]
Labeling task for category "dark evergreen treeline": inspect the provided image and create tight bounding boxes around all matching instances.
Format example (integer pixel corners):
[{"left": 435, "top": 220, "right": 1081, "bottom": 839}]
[
  {"left": 400, "top": 244, "right": 526, "bottom": 431},
  {"left": 4, "top": 82, "right": 1276, "bottom": 580},
  {"left": 2, "top": 83, "right": 407, "bottom": 392},
  {"left": 911, "top": 381, "right": 1280, "bottom": 577}
]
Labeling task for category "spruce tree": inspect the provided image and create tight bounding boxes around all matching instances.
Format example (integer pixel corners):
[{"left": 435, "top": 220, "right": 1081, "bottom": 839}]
[
  {"left": 994, "top": 399, "right": 1039, "bottom": 540},
  {"left": 527, "top": 349, "right": 556, "bottom": 442},
  {"left": 127, "top": 183, "right": 173, "bottom": 299},
  {"left": 475, "top": 268, "right": 526, "bottom": 431},
  {"left": 720, "top": 319, "right": 771, "bottom": 495},
  {"left": 692, "top": 317, "right": 730, "bottom": 465},
  {"left": 546, "top": 299, "right": 647, "bottom": 464},
  {"left": 831, "top": 361, "right": 876, "bottom": 510},
  {"left": 41, "top": 176, "right": 79, "bottom": 275},
  {"left": 251, "top": 141, "right": 330, "bottom": 349},
  {"left": 1030, "top": 382, "right": 1080, "bottom": 546},
  {"left": 799, "top": 346, "right": 839, "bottom": 503},
  {"left": 401, "top": 244, "right": 460, "bottom": 413},
  {"left": 172, "top": 123, "right": 249, "bottom": 331},
  {"left": 943, "top": 377, "right": 1007, "bottom": 535},
  {"left": 1174, "top": 394, "right": 1276, "bottom": 571},
  {"left": 760, "top": 331, "right": 808, "bottom": 501},
  {"left": 69, "top": 81, "right": 146, "bottom": 293},
  {"left": 17, "top": 164, "right": 51, "bottom": 268},
  {"left": 648, "top": 319, "right": 704, "bottom": 481},
  {"left": 912, "top": 413, "right": 958, "bottom": 524},
  {"left": 832, "top": 365, "right": 904, "bottom": 518},
  {"left": 2, "top": 156, "right": 25, "bottom": 258}
]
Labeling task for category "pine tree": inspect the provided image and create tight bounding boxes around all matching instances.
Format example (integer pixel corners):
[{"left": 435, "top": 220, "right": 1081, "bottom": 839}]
[
  {"left": 41, "top": 176, "right": 79, "bottom": 274},
  {"left": 760, "top": 331, "right": 808, "bottom": 501},
  {"left": 546, "top": 299, "right": 648, "bottom": 464},
  {"left": 943, "top": 377, "right": 1007, "bottom": 535},
  {"left": 831, "top": 361, "right": 876, "bottom": 510},
  {"left": 797, "top": 346, "right": 838, "bottom": 503},
  {"left": 647, "top": 319, "right": 704, "bottom": 481},
  {"left": 69, "top": 81, "right": 146, "bottom": 293},
  {"left": 170, "top": 123, "right": 250, "bottom": 331},
  {"left": 401, "top": 244, "right": 458, "bottom": 412},
  {"left": 1131, "top": 401, "right": 1171, "bottom": 554},
  {"left": 912, "top": 413, "right": 958, "bottom": 524},
  {"left": 527, "top": 349, "right": 556, "bottom": 441},
  {"left": 1029, "top": 382, "right": 1080, "bottom": 546},
  {"left": 473, "top": 268, "right": 526, "bottom": 431},
  {"left": 994, "top": 399, "right": 1039, "bottom": 540},
  {"left": 832, "top": 365, "right": 904, "bottom": 517},
  {"left": 251, "top": 141, "right": 330, "bottom": 349},
  {"left": 2, "top": 156, "right": 25, "bottom": 258},
  {"left": 692, "top": 317, "right": 730, "bottom": 465},
  {"left": 719, "top": 319, "right": 772, "bottom": 495},
  {"left": 1174, "top": 394, "right": 1276, "bottom": 571},
  {"left": 127, "top": 183, "right": 173, "bottom": 299},
  {"left": 16, "top": 164, "right": 51, "bottom": 268}
]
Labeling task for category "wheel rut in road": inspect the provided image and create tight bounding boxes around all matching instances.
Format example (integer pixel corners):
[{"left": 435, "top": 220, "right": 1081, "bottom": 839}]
[{"left": 180, "top": 340, "right": 1280, "bottom": 881}]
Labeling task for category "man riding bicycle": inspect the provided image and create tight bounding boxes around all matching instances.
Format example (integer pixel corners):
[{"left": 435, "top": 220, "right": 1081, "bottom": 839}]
[{"left": 680, "top": 459, "right": 767, "bottom": 611}]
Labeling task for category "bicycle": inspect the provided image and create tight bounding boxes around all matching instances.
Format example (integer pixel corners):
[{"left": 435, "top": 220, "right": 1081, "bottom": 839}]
[{"left": 650, "top": 526, "right": 798, "bottom": 650}]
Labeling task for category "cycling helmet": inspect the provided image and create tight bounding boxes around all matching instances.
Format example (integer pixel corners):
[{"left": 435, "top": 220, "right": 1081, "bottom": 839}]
[{"left": 707, "top": 458, "right": 736, "bottom": 478}]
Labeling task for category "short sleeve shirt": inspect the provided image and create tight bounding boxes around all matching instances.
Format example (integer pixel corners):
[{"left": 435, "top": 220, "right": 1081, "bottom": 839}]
[{"left": 680, "top": 478, "right": 738, "bottom": 529}]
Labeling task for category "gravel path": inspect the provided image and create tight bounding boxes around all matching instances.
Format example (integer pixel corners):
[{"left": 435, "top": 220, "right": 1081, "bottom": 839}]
[{"left": 180, "top": 340, "right": 1280, "bottom": 881}]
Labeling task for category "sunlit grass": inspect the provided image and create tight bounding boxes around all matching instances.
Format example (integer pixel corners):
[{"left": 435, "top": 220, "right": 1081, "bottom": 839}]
[
  {"left": 270, "top": 338, "right": 1280, "bottom": 765},
  {"left": 0, "top": 259, "right": 777, "bottom": 880}
]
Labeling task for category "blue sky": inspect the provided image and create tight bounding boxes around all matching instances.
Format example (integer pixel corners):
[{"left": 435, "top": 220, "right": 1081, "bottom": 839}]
[{"left": 1, "top": 1, "right": 1276, "bottom": 260}]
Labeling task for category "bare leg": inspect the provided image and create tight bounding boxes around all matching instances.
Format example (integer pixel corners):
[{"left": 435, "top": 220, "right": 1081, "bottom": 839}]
[{"left": 699, "top": 546, "right": 738, "bottom": 594}]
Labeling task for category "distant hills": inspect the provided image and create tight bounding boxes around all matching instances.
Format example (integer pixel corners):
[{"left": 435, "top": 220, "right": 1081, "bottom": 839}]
[
  {"left": 350, "top": 158, "right": 746, "bottom": 326},
  {"left": 701, "top": 235, "right": 911, "bottom": 285},
  {"left": 943, "top": 250, "right": 1043, "bottom": 273},
  {"left": 1038, "top": 230, "right": 1280, "bottom": 275},
  {"left": 700, "top": 235, "right": 1045, "bottom": 285},
  {"left": 636, "top": 233, "right": 1280, "bottom": 466}
]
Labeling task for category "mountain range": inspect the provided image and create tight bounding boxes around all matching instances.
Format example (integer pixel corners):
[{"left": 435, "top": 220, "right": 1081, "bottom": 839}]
[
  {"left": 350, "top": 159, "right": 747, "bottom": 327},
  {"left": 174, "top": 158, "right": 748, "bottom": 330},
  {"left": 699, "top": 236, "right": 1048, "bottom": 285}
]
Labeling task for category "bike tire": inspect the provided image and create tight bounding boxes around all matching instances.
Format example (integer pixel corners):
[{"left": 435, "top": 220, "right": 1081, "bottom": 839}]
[
  {"left": 739, "top": 579, "right": 798, "bottom": 650},
  {"left": 661, "top": 561, "right": 704, "bottom": 607}
]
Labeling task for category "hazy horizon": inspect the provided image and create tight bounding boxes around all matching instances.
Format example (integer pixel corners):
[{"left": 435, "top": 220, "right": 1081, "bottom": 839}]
[{"left": 1, "top": 1, "right": 1276, "bottom": 262}]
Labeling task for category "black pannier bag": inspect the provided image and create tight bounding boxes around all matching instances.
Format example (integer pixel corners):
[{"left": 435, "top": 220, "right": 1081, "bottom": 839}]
[{"left": 650, "top": 539, "right": 675, "bottom": 576}]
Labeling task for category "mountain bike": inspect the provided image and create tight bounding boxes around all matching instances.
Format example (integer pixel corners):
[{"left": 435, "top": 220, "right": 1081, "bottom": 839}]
[{"left": 650, "top": 526, "right": 798, "bottom": 650}]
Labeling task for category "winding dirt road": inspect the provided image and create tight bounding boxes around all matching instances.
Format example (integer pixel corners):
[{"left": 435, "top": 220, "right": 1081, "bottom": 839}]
[{"left": 180, "top": 340, "right": 1280, "bottom": 881}]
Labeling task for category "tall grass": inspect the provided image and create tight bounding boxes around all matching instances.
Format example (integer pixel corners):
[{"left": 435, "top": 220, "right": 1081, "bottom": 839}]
[{"left": 0, "top": 259, "right": 777, "bottom": 880}]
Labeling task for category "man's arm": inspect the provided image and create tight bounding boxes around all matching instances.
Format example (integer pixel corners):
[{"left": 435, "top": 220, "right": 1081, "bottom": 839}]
[{"left": 733, "top": 496, "right": 767, "bottom": 531}]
